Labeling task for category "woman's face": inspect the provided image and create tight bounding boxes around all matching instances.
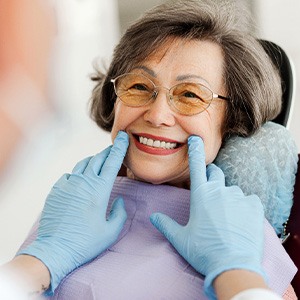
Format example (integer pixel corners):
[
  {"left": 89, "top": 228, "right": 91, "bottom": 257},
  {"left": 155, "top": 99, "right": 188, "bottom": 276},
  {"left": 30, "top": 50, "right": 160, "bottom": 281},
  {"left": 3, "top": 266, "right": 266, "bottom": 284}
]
[{"left": 111, "top": 38, "right": 227, "bottom": 186}]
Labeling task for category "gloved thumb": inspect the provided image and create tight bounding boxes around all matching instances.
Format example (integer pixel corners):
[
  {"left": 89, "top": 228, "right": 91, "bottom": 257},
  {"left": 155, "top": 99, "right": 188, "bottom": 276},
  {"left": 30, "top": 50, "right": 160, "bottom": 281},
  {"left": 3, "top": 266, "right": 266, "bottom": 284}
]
[
  {"left": 150, "top": 212, "right": 181, "bottom": 245},
  {"left": 107, "top": 197, "right": 127, "bottom": 232}
]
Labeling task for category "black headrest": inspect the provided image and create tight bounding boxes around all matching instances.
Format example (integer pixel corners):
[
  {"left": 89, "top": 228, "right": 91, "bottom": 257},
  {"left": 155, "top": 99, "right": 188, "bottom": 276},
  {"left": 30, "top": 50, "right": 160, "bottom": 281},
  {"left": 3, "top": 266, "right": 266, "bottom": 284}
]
[{"left": 259, "top": 40, "right": 294, "bottom": 127}]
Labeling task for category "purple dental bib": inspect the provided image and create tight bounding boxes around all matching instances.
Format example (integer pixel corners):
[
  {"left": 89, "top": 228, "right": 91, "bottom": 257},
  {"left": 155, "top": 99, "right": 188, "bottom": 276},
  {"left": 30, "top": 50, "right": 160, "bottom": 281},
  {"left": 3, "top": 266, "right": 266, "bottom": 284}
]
[{"left": 20, "top": 177, "right": 297, "bottom": 299}]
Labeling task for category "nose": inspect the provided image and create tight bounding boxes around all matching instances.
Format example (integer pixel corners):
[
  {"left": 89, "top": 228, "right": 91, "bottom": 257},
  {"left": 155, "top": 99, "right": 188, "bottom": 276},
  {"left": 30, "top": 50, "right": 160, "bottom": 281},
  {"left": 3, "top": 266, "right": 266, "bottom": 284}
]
[{"left": 143, "top": 88, "right": 176, "bottom": 127}]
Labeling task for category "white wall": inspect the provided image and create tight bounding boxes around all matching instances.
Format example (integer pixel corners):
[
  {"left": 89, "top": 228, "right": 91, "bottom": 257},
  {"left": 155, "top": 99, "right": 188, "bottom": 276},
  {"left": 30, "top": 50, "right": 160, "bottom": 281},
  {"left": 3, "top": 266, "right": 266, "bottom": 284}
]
[
  {"left": 255, "top": 0, "right": 300, "bottom": 149},
  {"left": 0, "top": 0, "right": 120, "bottom": 264}
]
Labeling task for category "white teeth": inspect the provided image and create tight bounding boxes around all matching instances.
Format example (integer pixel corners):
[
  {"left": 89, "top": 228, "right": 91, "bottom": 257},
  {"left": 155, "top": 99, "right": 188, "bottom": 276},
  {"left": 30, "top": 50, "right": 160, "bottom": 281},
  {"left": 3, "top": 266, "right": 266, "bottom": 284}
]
[
  {"left": 138, "top": 136, "right": 178, "bottom": 149},
  {"left": 147, "top": 139, "right": 154, "bottom": 146},
  {"left": 153, "top": 140, "right": 160, "bottom": 148}
]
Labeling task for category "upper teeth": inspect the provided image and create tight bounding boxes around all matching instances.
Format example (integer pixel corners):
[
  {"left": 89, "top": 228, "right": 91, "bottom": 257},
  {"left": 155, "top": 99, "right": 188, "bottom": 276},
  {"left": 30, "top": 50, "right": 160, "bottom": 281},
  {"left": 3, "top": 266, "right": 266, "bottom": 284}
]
[{"left": 139, "top": 136, "right": 177, "bottom": 149}]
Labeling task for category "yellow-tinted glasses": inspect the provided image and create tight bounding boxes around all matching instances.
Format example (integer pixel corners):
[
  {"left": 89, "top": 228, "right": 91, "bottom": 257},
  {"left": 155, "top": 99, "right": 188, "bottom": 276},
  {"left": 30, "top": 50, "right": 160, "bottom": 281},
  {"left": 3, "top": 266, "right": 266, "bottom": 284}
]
[{"left": 111, "top": 73, "right": 230, "bottom": 116}]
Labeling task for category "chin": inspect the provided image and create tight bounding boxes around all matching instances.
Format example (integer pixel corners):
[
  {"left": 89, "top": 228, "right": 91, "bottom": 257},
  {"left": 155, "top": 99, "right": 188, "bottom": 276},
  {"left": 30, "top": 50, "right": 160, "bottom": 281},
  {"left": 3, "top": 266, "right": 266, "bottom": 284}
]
[
  {"left": 128, "top": 170, "right": 168, "bottom": 185},
  {"left": 127, "top": 167, "right": 189, "bottom": 188},
  {"left": 124, "top": 152, "right": 190, "bottom": 187}
]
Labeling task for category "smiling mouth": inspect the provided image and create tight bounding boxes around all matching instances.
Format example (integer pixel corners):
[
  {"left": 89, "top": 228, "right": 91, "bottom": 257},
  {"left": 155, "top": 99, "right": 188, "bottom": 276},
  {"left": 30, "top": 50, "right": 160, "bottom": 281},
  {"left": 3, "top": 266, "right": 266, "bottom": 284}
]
[{"left": 133, "top": 134, "right": 183, "bottom": 150}]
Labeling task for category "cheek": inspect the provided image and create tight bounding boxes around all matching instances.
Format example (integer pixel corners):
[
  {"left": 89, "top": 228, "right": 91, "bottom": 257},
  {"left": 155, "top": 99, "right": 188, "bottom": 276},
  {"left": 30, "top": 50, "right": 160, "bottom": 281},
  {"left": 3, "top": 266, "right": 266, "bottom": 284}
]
[
  {"left": 205, "top": 138, "right": 222, "bottom": 164},
  {"left": 111, "top": 102, "right": 126, "bottom": 142},
  {"left": 110, "top": 101, "right": 143, "bottom": 142},
  {"left": 178, "top": 112, "right": 224, "bottom": 163}
]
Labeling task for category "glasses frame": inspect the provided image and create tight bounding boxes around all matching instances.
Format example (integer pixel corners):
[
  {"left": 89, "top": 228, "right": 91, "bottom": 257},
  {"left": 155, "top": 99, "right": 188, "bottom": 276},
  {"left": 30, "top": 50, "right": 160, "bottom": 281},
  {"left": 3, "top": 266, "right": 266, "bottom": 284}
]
[{"left": 111, "top": 73, "right": 230, "bottom": 116}]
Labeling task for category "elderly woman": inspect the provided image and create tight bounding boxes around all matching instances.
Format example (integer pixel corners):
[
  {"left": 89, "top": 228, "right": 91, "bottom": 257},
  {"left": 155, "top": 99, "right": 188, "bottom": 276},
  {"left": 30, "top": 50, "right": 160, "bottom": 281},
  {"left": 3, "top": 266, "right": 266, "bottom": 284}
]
[{"left": 12, "top": 1, "right": 297, "bottom": 299}]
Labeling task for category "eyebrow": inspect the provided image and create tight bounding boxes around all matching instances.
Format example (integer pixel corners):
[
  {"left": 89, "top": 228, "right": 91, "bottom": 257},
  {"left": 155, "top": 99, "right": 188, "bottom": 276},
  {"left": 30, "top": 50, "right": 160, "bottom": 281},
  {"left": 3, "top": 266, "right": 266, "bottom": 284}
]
[
  {"left": 132, "top": 66, "right": 156, "bottom": 77},
  {"left": 131, "top": 66, "right": 211, "bottom": 86},
  {"left": 176, "top": 74, "right": 210, "bottom": 86}
]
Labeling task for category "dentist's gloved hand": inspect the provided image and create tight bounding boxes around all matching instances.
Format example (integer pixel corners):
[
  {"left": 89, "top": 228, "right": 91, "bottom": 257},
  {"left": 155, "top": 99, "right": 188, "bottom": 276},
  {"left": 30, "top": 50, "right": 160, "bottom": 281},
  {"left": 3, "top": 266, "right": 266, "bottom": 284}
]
[
  {"left": 18, "top": 131, "right": 129, "bottom": 295},
  {"left": 150, "top": 136, "right": 266, "bottom": 299}
]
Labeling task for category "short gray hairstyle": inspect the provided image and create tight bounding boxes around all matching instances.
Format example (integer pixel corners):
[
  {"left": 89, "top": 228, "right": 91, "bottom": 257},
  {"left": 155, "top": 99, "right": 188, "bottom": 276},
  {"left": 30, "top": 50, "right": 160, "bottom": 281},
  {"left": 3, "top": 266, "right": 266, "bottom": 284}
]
[{"left": 90, "top": 0, "right": 281, "bottom": 139}]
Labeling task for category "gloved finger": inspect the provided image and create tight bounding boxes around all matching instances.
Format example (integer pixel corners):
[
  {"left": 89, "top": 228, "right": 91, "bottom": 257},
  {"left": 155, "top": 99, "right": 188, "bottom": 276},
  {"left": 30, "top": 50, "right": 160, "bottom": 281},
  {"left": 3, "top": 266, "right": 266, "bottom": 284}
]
[
  {"left": 245, "top": 194, "right": 264, "bottom": 212},
  {"left": 188, "top": 136, "right": 207, "bottom": 186},
  {"left": 206, "top": 164, "right": 225, "bottom": 185},
  {"left": 150, "top": 212, "right": 181, "bottom": 246},
  {"left": 100, "top": 131, "right": 129, "bottom": 187},
  {"left": 82, "top": 146, "right": 112, "bottom": 177},
  {"left": 53, "top": 173, "right": 71, "bottom": 187},
  {"left": 72, "top": 156, "right": 93, "bottom": 174},
  {"left": 107, "top": 197, "right": 127, "bottom": 233}
]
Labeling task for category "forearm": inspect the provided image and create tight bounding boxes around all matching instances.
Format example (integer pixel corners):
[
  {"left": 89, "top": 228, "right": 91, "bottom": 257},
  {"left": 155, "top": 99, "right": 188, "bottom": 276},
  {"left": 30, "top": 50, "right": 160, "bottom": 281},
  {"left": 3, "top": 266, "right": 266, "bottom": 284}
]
[
  {"left": 214, "top": 270, "right": 281, "bottom": 300},
  {"left": 0, "top": 68, "right": 50, "bottom": 174},
  {"left": 1, "top": 255, "right": 50, "bottom": 297},
  {"left": 0, "top": 109, "right": 21, "bottom": 172}
]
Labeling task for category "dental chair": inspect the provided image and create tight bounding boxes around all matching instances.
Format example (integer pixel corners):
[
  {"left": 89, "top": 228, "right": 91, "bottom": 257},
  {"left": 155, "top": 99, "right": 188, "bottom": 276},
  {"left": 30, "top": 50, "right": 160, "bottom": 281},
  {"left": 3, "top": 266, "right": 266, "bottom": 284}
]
[{"left": 260, "top": 40, "right": 299, "bottom": 295}]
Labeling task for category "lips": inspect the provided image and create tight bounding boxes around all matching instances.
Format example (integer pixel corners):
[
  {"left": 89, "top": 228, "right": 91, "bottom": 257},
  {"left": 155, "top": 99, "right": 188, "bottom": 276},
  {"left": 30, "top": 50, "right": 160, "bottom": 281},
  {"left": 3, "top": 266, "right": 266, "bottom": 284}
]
[{"left": 132, "top": 133, "right": 184, "bottom": 155}]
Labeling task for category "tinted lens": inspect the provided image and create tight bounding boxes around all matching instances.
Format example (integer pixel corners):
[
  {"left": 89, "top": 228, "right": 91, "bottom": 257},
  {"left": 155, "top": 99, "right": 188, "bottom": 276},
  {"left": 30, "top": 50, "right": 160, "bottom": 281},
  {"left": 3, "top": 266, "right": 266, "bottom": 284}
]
[
  {"left": 114, "top": 73, "right": 155, "bottom": 106},
  {"left": 170, "top": 83, "right": 213, "bottom": 115}
]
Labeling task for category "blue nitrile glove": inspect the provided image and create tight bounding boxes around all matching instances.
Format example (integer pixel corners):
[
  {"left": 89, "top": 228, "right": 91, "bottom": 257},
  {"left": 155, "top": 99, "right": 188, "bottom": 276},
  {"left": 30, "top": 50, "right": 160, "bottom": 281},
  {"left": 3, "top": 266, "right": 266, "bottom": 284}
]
[
  {"left": 150, "top": 136, "right": 266, "bottom": 299},
  {"left": 18, "top": 131, "right": 129, "bottom": 295}
]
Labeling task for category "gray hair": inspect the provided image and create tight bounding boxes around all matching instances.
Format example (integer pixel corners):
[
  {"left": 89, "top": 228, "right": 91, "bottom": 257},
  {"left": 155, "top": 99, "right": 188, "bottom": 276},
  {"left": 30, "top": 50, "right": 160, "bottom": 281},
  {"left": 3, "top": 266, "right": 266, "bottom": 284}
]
[{"left": 90, "top": 0, "right": 282, "bottom": 139}]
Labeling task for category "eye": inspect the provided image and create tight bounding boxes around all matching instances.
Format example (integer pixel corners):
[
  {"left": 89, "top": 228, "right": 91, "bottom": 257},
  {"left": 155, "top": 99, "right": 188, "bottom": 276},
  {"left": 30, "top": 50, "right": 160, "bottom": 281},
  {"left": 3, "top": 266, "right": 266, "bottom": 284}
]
[
  {"left": 182, "top": 91, "right": 199, "bottom": 99},
  {"left": 172, "top": 83, "right": 204, "bottom": 102},
  {"left": 131, "top": 83, "right": 148, "bottom": 91}
]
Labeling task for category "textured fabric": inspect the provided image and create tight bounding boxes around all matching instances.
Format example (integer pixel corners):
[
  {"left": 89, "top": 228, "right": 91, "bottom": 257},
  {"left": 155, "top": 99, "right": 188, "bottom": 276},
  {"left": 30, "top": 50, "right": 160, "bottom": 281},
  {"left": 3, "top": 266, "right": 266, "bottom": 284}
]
[
  {"left": 282, "top": 285, "right": 297, "bottom": 300},
  {"left": 214, "top": 122, "right": 298, "bottom": 236},
  {"left": 19, "top": 177, "right": 297, "bottom": 300}
]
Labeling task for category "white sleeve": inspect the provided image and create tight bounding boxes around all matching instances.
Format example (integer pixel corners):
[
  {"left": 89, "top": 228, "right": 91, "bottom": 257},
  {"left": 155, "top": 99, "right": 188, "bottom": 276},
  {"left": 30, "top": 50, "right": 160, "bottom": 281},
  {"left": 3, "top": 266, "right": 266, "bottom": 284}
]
[
  {"left": 0, "top": 272, "right": 28, "bottom": 300},
  {"left": 230, "top": 288, "right": 282, "bottom": 300}
]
